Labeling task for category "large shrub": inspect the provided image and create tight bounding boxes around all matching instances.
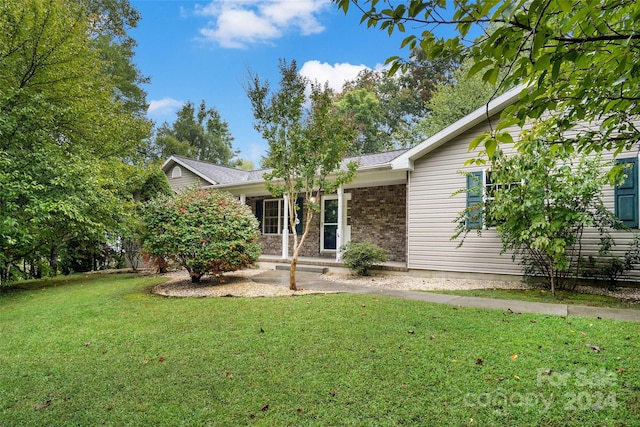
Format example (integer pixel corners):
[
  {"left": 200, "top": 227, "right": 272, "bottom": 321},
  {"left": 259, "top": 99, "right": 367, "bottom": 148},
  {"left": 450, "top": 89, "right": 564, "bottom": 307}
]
[
  {"left": 142, "top": 188, "right": 260, "bottom": 282},
  {"left": 340, "top": 240, "right": 387, "bottom": 276}
]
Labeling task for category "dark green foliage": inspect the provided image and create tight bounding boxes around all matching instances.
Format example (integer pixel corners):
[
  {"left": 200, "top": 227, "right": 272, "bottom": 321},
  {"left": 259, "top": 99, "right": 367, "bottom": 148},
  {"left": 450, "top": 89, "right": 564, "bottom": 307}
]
[
  {"left": 340, "top": 240, "right": 387, "bottom": 276},
  {"left": 152, "top": 100, "right": 236, "bottom": 165},
  {"left": 142, "top": 188, "right": 260, "bottom": 282},
  {"left": 585, "top": 235, "right": 640, "bottom": 291},
  {"left": 336, "top": 50, "right": 460, "bottom": 153},
  {"left": 0, "top": 0, "right": 151, "bottom": 284}
]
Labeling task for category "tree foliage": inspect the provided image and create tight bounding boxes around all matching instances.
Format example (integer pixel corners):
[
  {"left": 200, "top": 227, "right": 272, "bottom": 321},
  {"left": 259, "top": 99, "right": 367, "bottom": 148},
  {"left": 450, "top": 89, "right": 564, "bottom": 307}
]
[
  {"left": 455, "top": 139, "right": 622, "bottom": 296},
  {"left": 417, "top": 59, "right": 501, "bottom": 138},
  {"left": 246, "top": 59, "right": 358, "bottom": 290},
  {"left": 152, "top": 100, "right": 237, "bottom": 165},
  {"left": 142, "top": 189, "right": 261, "bottom": 283},
  {"left": 335, "top": 0, "right": 640, "bottom": 158},
  {"left": 0, "top": 0, "right": 151, "bottom": 283},
  {"left": 335, "top": 87, "right": 387, "bottom": 154},
  {"left": 335, "top": 50, "right": 459, "bottom": 153}
]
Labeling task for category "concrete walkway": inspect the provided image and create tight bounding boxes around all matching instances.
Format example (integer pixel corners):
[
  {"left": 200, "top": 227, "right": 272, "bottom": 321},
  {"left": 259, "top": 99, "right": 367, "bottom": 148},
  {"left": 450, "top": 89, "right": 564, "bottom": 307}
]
[{"left": 252, "top": 270, "right": 640, "bottom": 322}]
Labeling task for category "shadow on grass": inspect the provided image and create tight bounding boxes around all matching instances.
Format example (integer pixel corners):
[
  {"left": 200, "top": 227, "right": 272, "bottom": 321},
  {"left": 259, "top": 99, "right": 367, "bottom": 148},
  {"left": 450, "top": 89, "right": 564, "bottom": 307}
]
[{"left": 0, "top": 271, "right": 141, "bottom": 294}]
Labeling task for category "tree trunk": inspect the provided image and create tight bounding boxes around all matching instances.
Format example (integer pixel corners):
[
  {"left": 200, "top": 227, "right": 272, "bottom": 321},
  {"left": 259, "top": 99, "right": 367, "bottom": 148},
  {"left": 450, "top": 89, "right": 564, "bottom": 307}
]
[
  {"left": 289, "top": 257, "right": 297, "bottom": 291},
  {"left": 49, "top": 245, "right": 58, "bottom": 276}
]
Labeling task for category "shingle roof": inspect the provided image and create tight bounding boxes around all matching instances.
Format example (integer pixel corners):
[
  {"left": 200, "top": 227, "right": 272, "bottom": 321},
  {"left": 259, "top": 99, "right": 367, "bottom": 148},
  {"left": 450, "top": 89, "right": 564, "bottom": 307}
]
[
  {"left": 165, "top": 148, "right": 410, "bottom": 187},
  {"left": 343, "top": 149, "right": 409, "bottom": 169},
  {"left": 170, "top": 156, "right": 252, "bottom": 184}
]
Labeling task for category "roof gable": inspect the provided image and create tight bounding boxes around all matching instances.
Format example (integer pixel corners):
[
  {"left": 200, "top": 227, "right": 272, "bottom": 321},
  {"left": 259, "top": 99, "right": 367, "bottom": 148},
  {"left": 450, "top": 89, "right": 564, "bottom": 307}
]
[
  {"left": 163, "top": 149, "right": 410, "bottom": 189},
  {"left": 162, "top": 156, "right": 251, "bottom": 185},
  {"left": 391, "top": 85, "right": 524, "bottom": 171}
]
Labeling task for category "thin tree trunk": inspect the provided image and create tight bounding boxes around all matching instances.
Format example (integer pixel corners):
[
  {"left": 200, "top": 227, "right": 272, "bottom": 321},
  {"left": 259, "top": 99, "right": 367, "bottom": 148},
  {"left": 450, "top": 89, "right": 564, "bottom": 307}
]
[
  {"left": 49, "top": 245, "right": 58, "bottom": 276},
  {"left": 289, "top": 256, "right": 297, "bottom": 291}
]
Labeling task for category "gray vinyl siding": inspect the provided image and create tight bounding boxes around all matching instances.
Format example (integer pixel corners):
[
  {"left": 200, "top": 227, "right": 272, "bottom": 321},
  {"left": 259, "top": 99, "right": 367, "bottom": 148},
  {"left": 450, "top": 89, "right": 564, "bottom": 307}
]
[
  {"left": 407, "top": 119, "right": 521, "bottom": 276},
  {"left": 407, "top": 118, "right": 640, "bottom": 280},
  {"left": 167, "top": 167, "right": 207, "bottom": 192}
]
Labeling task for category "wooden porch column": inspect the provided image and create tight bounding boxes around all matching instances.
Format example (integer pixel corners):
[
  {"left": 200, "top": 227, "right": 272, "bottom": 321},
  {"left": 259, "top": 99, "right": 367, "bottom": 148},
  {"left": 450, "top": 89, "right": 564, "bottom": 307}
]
[
  {"left": 282, "top": 195, "right": 289, "bottom": 259},
  {"left": 336, "top": 186, "right": 344, "bottom": 262},
  {"left": 239, "top": 194, "right": 246, "bottom": 204}
]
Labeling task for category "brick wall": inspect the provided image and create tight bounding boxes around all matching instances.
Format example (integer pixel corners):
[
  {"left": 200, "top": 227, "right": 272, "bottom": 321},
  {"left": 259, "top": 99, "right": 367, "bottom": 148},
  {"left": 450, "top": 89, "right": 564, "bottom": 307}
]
[
  {"left": 246, "top": 185, "right": 407, "bottom": 263},
  {"left": 349, "top": 184, "right": 407, "bottom": 262},
  {"left": 246, "top": 196, "right": 323, "bottom": 258}
]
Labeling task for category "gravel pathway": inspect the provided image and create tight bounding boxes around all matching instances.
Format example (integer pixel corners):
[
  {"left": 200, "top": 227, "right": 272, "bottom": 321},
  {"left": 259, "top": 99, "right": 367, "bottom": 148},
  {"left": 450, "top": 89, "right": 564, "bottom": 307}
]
[{"left": 154, "top": 268, "right": 640, "bottom": 302}]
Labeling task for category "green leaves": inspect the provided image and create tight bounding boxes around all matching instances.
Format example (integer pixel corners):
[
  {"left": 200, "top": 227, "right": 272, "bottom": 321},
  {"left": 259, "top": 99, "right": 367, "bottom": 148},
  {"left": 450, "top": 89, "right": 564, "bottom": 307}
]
[
  {"left": 336, "top": 0, "right": 640, "bottom": 157},
  {"left": 478, "top": 136, "right": 618, "bottom": 293},
  {"left": 153, "top": 100, "right": 236, "bottom": 165},
  {"left": 143, "top": 189, "right": 261, "bottom": 281},
  {"left": 0, "top": 0, "right": 154, "bottom": 282},
  {"left": 246, "top": 59, "right": 359, "bottom": 288}
]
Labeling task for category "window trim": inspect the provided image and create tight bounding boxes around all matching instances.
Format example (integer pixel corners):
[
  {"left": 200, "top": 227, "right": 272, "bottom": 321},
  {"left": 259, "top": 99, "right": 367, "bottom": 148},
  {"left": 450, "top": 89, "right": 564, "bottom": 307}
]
[
  {"left": 467, "top": 169, "right": 521, "bottom": 230},
  {"left": 171, "top": 165, "right": 182, "bottom": 178},
  {"left": 321, "top": 195, "right": 339, "bottom": 252},
  {"left": 262, "top": 199, "right": 284, "bottom": 235},
  {"left": 614, "top": 157, "right": 639, "bottom": 229}
]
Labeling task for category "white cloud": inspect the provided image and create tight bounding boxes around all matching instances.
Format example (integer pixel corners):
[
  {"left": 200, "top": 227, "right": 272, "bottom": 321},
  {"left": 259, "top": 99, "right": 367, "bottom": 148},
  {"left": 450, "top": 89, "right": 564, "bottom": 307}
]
[
  {"left": 147, "top": 97, "right": 184, "bottom": 119},
  {"left": 195, "top": 0, "right": 329, "bottom": 48},
  {"left": 299, "top": 60, "right": 369, "bottom": 92}
]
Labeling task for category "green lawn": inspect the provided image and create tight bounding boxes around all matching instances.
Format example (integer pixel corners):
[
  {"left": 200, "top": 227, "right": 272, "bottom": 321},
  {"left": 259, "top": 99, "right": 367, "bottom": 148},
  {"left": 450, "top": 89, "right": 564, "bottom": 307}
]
[
  {"left": 1, "top": 274, "right": 638, "bottom": 426},
  {"left": 433, "top": 288, "right": 640, "bottom": 310}
]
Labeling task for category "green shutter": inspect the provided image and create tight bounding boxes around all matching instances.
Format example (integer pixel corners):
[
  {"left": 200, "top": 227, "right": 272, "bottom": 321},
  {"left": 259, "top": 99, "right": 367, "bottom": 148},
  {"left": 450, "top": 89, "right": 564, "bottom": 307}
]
[
  {"left": 466, "top": 172, "right": 483, "bottom": 229},
  {"left": 295, "top": 197, "right": 304, "bottom": 235},
  {"left": 615, "top": 158, "right": 638, "bottom": 228},
  {"left": 255, "top": 199, "right": 263, "bottom": 233}
]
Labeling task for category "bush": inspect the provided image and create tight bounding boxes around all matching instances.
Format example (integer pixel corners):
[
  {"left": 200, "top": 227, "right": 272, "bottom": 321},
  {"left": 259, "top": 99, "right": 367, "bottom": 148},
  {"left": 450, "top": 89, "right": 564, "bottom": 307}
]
[
  {"left": 584, "top": 234, "right": 640, "bottom": 291},
  {"left": 142, "top": 188, "right": 261, "bottom": 282},
  {"left": 340, "top": 240, "right": 387, "bottom": 276}
]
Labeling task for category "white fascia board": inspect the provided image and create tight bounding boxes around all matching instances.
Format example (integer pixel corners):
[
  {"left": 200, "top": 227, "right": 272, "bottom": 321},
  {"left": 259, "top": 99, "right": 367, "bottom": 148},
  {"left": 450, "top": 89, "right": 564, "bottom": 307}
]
[
  {"left": 162, "top": 156, "right": 218, "bottom": 185},
  {"left": 391, "top": 85, "right": 524, "bottom": 171},
  {"left": 203, "top": 164, "right": 403, "bottom": 194}
]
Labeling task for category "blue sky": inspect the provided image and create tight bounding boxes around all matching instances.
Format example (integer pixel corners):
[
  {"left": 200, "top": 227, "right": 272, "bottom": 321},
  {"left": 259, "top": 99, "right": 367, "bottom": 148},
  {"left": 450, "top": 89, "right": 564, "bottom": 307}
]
[{"left": 129, "top": 0, "right": 411, "bottom": 165}]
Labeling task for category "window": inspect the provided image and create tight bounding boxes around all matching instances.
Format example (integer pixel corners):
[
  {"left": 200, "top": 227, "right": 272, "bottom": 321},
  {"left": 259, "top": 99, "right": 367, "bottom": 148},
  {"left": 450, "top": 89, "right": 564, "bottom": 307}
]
[
  {"left": 171, "top": 166, "right": 182, "bottom": 178},
  {"left": 466, "top": 170, "right": 519, "bottom": 229},
  {"left": 466, "top": 172, "right": 483, "bottom": 229},
  {"left": 255, "top": 198, "right": 305, "bottom": 235},
  {"left": 263, "top": 199, "right": 284, "bottom": 234},
  {"left": 614, "top": 157, "right": 638, "bottom": 228}
]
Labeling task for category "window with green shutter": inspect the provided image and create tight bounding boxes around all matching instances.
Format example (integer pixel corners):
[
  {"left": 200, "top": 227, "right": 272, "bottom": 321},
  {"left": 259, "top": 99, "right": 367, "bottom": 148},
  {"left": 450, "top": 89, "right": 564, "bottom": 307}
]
[
  {"left": 614, "top": 157, "right": 639, "bottom": 228},
  {"left": 257, "top": 197, "right": 305, "bottom": 235},
  {"left": 295, "top": 197, "right": 304, "bottom": 235},
  {"left": 466, "top": 171, "right": 483, "bottom": 229}
]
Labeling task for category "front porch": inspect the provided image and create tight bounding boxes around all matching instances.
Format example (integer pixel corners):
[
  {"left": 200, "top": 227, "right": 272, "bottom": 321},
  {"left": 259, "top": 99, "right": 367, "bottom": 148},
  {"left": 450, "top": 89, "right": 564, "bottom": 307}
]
[
  {"left": 249, "top": 183, "right": 408, "bottom": 265},
  {"left": 257, "top": 255, "right": 408, "bottom": 274}
]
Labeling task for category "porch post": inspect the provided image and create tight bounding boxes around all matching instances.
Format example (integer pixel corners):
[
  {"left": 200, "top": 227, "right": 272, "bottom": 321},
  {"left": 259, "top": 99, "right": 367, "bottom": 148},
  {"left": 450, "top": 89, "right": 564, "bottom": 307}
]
[
  {"left": 239, "top": 194, "right": 246, "bottom": 204},
  {"left": 336, "top": 186, "right": 343, "bottom": 262},
  {"left": 282, "top": 195, "right": 289, "bottom": 259}
]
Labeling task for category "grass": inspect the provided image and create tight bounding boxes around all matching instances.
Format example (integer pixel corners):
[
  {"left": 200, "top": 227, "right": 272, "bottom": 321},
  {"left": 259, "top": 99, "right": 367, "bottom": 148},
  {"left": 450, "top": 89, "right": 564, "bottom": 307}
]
[
  {"left": 1, "top": 273, "right": 639, "bottom": 426},
  {"left": 432, "top": 288, "right": 640, "bottom": 310}
]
